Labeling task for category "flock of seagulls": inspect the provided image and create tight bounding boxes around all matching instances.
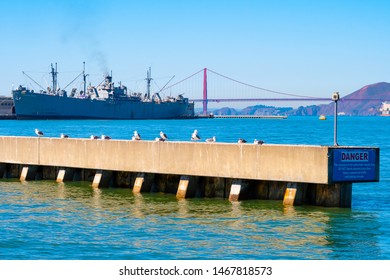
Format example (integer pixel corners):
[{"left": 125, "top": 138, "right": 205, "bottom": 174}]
[{"left": 34, "top": 128, "right": 264, "bottom": 145}]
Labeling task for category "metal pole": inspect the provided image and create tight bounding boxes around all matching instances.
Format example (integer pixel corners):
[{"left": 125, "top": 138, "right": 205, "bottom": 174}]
[
  {"left": 83, "top": 62, "right": 86, "bottom": 95},
  {"left": 146, "top": 67, "right": 152, "bottom": 100},
  {"left": 332, "top": 92, "right": 340, "bottom": 146},
  {"left": 334, "top": 100, "right": 338, "bottom": 146}
]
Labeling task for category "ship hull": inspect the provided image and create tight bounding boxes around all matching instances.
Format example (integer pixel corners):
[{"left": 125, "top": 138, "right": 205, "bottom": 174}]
[{"left": 13, "top": 91, "right": 194, "bottom": 120}]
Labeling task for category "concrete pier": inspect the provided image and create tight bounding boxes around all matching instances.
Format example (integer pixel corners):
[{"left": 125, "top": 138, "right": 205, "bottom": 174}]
[{"left": 0, "top": 136, "right": 380, "bottom": 207}]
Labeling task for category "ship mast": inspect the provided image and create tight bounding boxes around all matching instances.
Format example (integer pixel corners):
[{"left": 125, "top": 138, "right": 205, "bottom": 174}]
[
  {"left": 146, "top": 67, "right": 152, "bottom": 100},
  {"left": 51, "top": 63, "right": 58, "bottom": 94},
  {"left": 83, "top": 61, "right": 87, "bottom": 94}
]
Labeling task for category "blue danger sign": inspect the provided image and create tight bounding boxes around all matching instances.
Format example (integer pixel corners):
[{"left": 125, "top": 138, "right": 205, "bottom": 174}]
[{"left": 332, "top": 148, "right": 379, "bottom": 182}]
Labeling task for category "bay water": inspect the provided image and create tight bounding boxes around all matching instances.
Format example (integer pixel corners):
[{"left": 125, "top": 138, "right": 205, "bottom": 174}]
[{"left": 0, "top": 116, "right": 389, "bottom": 259}]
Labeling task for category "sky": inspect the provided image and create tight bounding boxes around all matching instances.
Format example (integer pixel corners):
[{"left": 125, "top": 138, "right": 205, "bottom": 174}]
[{"left": 0, "top": 0, "right": 389, "bottom": 108}]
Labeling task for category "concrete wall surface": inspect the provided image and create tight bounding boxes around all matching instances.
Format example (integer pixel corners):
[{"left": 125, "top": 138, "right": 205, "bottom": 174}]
[{"left": 0, "top": 136, "right": 332, "bottom": 184}]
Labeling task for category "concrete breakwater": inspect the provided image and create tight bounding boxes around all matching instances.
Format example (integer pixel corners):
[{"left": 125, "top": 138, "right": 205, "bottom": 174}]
[{"left": 0, "top": 136, "right": 379, "bottom": 207}]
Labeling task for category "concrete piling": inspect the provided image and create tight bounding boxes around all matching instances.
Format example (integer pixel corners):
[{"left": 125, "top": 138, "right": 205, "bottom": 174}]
[
  {"left": 0, "top": 163, "right": 6, "bottom": 178},
  {"left": 56, "top": 169, "right": 66, "bottom": 183},
  {"left": 92, "top": 170, "right": 113, "bottom": 188},
  {"left": 314, "top": 183, "right": 352, "bottom": 208},
  {"left": 176, "top": 175, "right": 190, "bottom": 199},
  {"left": 283, "top": 182, "right": 305, "bottom": 206},
  {"left": 20, "top": 165, "right": 38, "bottom": 181},
  {"left": 133, "top": 173, "right": 145, "bottom": 193},
  {"left": 176, "top": 175, "right": 200, "bottom": 198},
  {"left": 56, "top": 167, "right": 76, "bottom": 183},
  {"left": 229, "top": 180, "right": 242, "bottom": 201}
]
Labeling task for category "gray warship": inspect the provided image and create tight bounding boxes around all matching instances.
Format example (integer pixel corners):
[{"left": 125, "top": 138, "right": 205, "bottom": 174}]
[{"left": 12, "top": 63, "right": 194, "bottom": 119}]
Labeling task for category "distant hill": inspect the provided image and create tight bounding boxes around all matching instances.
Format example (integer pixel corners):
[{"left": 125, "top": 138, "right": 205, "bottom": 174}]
[
  {"left": 210, "top": 82, "right": 390, "bottom": 116},
  {"left": 212, "top": 107, "right": 240, "bottom": 115},
  {"left": 241, "top": 105, "right": 293, "bottom": 116},
  {"left": 315, "top": 82, "right": 390, "bottom": 116}
]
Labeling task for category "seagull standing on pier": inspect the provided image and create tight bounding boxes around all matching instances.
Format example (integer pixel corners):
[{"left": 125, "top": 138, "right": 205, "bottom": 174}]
[
  {"left": 238, "top": 138, "right": 247, "bottom": 144},
  {"left": 133, "top": 131, "right": 141, "bottom": 141},
  {"left": 205, "top": 136, "right": 216, "bottom": 143},
  {"left": 35, "top": 129, "right": 43, "bottom": 137},
  {"left": 90, "top": 135, "right": 99, "bottom": 140},
  {"left": 60, "top": 133, "right": 69, "bottom": 139},
  {"left": 101, "top": 135, "right": 111, "bottom": 140},
  {"left": 160, "top": 131, "right": 168, "bottom": 141},
  {"left": 191, "top": 129, "right": 201, "bottom": 141},
  {"left": 254, "top": 139, "right": 264, "bottom": 145},
  {"left": 155, "top": 137, "right": 165, "bottom": 142}
]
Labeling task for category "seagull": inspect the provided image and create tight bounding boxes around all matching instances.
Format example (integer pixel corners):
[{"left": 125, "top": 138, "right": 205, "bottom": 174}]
[
  {"left": 238, "top": 138, "right": 247, "bottom": 144},
  {"left": 101, "top": 135, "right": 111, "bottom": 140},
  {"left": 191, "top": 129, "right": 201, "bottom": 141},
  {"left": 35, "top": 129, "right": 43, "bottom": 137},
  {"left": 90, "top": 135, "right": 99, "bottom": 140},
  {"left": 159, "top": 131, "right": 168, "bottom": 140},
  {"left": 205, "top": 136, "right": 216, "bottom": 143},
  {"left": 254, "top": 139, "right": 264, "bottom": 145},
  {"left": 155, "top": 137, "right": 166, "bottom": 142},
  {"left": 60, "top": 133, "right": 69, "bottom": 139},
  {"left": 133, "top": 131, "right": 141, "bottom": 141}
]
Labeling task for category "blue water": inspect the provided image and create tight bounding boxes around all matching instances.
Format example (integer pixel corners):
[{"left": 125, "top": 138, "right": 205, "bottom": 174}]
[{"left": 0, "top": 116, "right": 389, "bottom": 259}]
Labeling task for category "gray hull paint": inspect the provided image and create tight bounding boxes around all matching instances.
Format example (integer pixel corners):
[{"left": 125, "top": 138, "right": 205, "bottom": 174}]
[{"left": 13, "top": 91, "right": 195, "bottom": 119}]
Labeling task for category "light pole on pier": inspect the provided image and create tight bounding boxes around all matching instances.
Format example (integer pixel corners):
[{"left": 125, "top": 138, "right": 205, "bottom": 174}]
[{"left": 332, "top": 92, "right": 340, "bottom": 146}]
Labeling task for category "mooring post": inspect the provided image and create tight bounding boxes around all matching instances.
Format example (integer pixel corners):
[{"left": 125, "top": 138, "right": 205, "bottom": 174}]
[
  {"left": 133, "top": 173, "right": 145, "bottom": 193},
  {"left": 229, "top": 179, "right": 242, "bottom": 201}
]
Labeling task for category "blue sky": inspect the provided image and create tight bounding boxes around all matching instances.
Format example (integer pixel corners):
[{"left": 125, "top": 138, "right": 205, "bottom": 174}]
[{"left": 1, "top": 0, "right": 389, "bottom": 107}]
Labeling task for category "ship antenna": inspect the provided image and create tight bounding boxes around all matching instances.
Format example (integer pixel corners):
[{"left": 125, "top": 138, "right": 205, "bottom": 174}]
[
  {"left": 51, "top": 63, "right": 58, "bottom": 94},
  {"left": 146, "top": 67, "right": 152, "bottom": 100}
]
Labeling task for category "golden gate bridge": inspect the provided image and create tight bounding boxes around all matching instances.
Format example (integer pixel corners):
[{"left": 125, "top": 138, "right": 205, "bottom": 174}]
[{"left": 159, "top": 68, "right": 333, "bottom": 115}]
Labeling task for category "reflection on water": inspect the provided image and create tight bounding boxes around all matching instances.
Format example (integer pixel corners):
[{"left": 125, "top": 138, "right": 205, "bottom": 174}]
[{"left": 0, "top": 179, "right": 386, "bottom": 259}]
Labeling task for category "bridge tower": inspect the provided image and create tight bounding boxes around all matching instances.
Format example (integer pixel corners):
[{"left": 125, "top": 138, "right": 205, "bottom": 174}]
[{"left": 203, "top": 68, "right": 208, "bottom": 115}]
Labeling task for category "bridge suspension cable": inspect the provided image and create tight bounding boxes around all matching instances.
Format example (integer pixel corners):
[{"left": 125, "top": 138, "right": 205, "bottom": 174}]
[
  {"left": 160, "top": 68, "right": 204, "bottom": 92},
  {"left": 207, "top": 68, "right": 321, "bottom": 99}
]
